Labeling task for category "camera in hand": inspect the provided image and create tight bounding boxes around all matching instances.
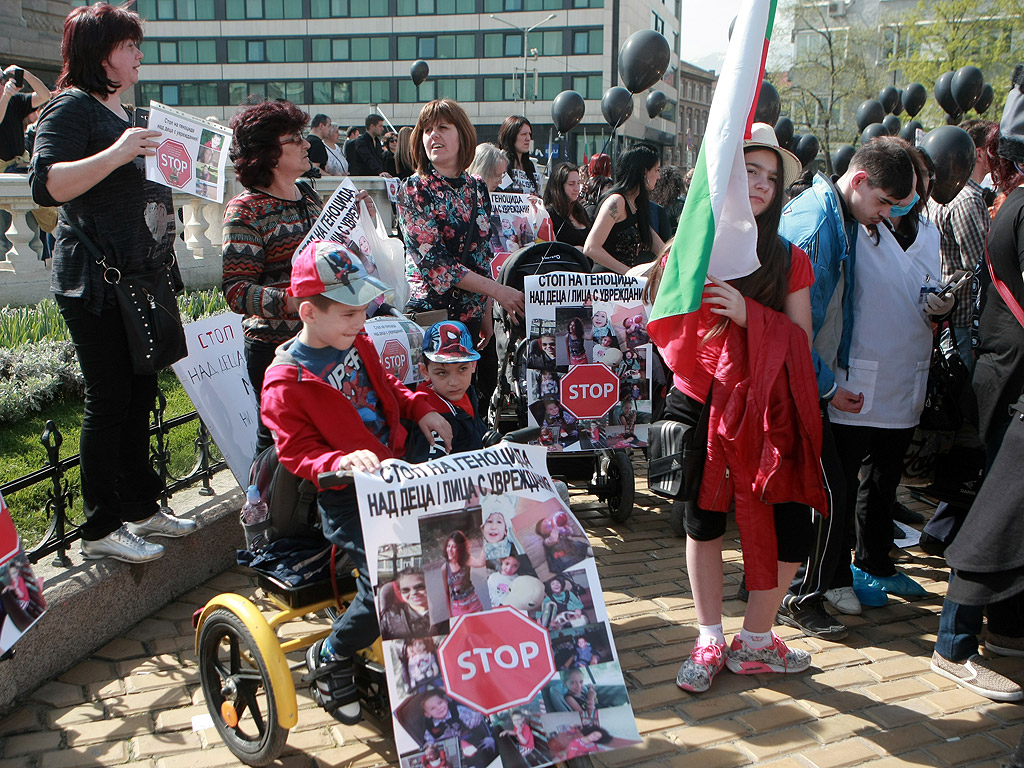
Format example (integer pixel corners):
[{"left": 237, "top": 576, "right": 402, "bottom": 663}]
[
  {"left": 2, "top": 67, "right": 25, "bottom": 88},
  {"left": 132, "top": 107, "right": 149, "bottom": 129}
]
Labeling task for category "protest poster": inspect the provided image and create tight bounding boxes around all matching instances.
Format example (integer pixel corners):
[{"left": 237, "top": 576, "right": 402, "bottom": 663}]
[
  {"left": 355, "top": 443, "right": 642, "bottom": 768},
  {"left": 144, "top": 101, "right": 231, "bottom": 203},
  {"left": 364, "top": 316, "right": 426, "bottom": 386},
  {"left": 171, "top": 313, "right": 258, "bottom": 487},
  {"left": 486, "top": 193, "right": 553, "bottom": 280},
  {"left": 0, "top": 491, "right": 47, "bottom": 656},
  {"left": 523, "top": 274, "right": 652, "bottom": 452},
  {"left": 385, "top": 177, "right": 402, "bottom": 203}
]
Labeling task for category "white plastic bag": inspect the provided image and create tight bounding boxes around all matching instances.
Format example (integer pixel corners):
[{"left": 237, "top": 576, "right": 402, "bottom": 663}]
[{"left": 361, "top": 201, "right": 410, "bottom": 311}]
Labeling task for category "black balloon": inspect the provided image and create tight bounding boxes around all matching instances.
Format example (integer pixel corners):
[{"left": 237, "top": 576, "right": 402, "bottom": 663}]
[
  {"left": 951, "top": 65, "right": 984, "bottom": 113},
  {"left": 831, "top": 144, "right": 856, "bottom": 176},
  {"left": 892, "top": 89, "right": 904, "bottom": 116},
  {"left": 551, "top": 90, "right": 585, "bottom": 134},
  {"left": 601, "top": 86, "right": 634, "bottom": 128},
  {"left": 618, "top": 30, "right": 671, "bottom": 94},
  {"left": 410, "top": 59, "right": 429, "bottom": 87},
  {"left": 947, "top": 111, "right": 963, "bottom": 126},
  {"left": 794, "top": 134, "right": 819, "bottom": 166},
  {"left": 902, "top": 83, "right": 927, "bottom": 117},
  {"left": 882, "top": 114, "right": 901, "bottom": 136},
  {"left": 935, "top": 71, "right": 958, "bottom": 115},
  {"left": 754, "top": 81, "right": 781, "bottom": 126},
  {"left": 774, "top": 117, "right": 795, "bottom": 151},
  {"left": 646, "top": 90, "right": 668, "bottom": 119},
  {"left": 919, "top": 125, "right": 976, "bottom": 204},
  {"left": 975, "top": 83, "right": 994, "bottom": 114},
  {"left": 899, "top": 120, "right": 924, "bottom": 143},
  {"left": 856, "top": 100, "right": 886, "bottom": 131},
  {"left": 861, "top": 123, "right": 889, "bottom": 144},
  {"left": 879, "top": 86, "right": 900, "bottom": 114}
]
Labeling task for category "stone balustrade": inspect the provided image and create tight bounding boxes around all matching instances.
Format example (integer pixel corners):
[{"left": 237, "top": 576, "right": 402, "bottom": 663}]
[{"left": 0, "top": 175, "right": 395, "bottom": 307}]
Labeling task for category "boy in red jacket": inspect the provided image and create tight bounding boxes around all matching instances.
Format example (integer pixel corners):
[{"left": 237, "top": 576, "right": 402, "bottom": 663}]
[{"left": 261, "top": 240, "right": 451, "bottom": 724}]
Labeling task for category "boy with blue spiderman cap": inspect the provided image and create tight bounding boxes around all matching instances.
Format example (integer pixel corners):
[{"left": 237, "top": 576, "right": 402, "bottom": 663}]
[
  {"left": 260, "top": 240, "right": 452, "bottom": 724},
  {"left": 406, "top": 321, "right": 488, "bottom": 460}
]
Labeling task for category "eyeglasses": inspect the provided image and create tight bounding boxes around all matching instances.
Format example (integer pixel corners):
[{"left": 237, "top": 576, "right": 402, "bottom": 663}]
[
  {"left": 400, "top": 583, "right": 427, "bottom": 595},
  {"left": 279, "top": 133, "right": 304, "bottom": 146}
]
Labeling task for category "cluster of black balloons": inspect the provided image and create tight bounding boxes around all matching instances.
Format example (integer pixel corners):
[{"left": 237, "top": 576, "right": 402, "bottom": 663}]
[
  {"left": 551, "top": 29, "right": 672, "bottom": 134},
  {"left": 749, "top": 83, "right": 820, "bottom": 168},
  {"left": 934, "top": 66, "right": 994, "bottom": 123}
]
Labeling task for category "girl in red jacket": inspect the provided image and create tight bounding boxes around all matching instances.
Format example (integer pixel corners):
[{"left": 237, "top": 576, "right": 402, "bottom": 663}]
[{"left": 647, "top": 125, "right": 822, "bottom": 694}]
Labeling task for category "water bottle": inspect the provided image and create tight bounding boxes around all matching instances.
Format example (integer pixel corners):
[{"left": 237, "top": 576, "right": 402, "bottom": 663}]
[{"left": 241, "top": 484, "right": 270, "bottom": 551}]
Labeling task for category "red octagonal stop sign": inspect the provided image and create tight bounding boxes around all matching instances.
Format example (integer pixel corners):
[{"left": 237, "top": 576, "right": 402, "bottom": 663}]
[
  {"left": 157, "top": 139, "right": 192, "bottom": 188},
  {"left": 438, "top": 606, "right": 554, "bottom": 716},
  {"left": 380, "top": 338, "right": 409, "bottom": 380},
  {"left": 560, "top": 363, "right": 620, "bottom": 420}
]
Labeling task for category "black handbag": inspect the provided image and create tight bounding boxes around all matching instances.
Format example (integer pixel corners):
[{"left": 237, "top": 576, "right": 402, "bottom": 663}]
[
  {"left": 919, "top": 318, "right": 970, "bottom": 432},
  {"left": 66, "top": 219, "right": 188, "bottom": 375},
  {"left": 647, "top": 397, "right": 710, "bottom": 501}
]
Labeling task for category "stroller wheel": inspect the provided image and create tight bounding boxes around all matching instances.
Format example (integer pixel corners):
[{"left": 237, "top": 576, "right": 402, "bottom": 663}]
[{"left": 605, "top": 451, "right": 635, "bottom": 523}]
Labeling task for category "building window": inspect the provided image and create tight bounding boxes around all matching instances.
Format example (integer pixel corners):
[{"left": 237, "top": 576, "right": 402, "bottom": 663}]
[
  {"left": 311, "top": 79, "right": 389, "bottom": 104},
  {"left": 484, "top": 32, "right": 525, "bottom": 58},
  {"left": 229, "top": 81, "right": 305, "bottom": 104},
  {"left": 136, "top": 0, "right": 215, "bottom": 20},
  {"left": 483, "top": 77, "right": 518, "bottom": 101},
  {"left": 398, "top": 34, "right": 475, "bottom": 60},
  {"left": 570, "top": 74, "right": 603, "bottom": 99},
  {"left": 397, "top": 0, "right": 475, "bottom": 12},
  {"left": 310, "top": 0, "right": 388, "bottom": 17},
  {"left": 225, "top": 0, "right": 302, "bottom": 18},
  {"left": 572, "top": 0, "right": 603, "bottom": 6},
  {"left": 141, "top": 39, "right": 217, "bottom": 64},
  {"left": 662, "top": 100, "right": 677, "bottom": 122},
  {"left": 309, "top": 36, "right": 388, "bottom": 61},
  {"left": 652, "top": 11, "right": 665, "bottom": 35},
  {"left": 141, "top": 82, "right": 218, "bottom": 106},
  {"left": 527, "top": 29, "right": 563, "bottom": 56},
  {"left": 572, "top": 30, "right": 602, "bottom": 55}
]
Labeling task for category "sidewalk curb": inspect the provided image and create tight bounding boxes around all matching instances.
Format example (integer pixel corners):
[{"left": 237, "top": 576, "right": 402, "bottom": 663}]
[{"left": 0, "top": 471, "right": 243, "bottom": 714}]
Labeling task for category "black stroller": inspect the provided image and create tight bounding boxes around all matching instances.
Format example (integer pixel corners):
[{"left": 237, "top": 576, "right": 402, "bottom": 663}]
[{"left": 488, "top": 241, "right": 636, "bottom": 523}]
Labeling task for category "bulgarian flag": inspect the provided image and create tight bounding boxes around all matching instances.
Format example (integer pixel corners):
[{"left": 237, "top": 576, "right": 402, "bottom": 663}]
[{"left": 648, "top": 0, "right": 777, "bottom": 361}]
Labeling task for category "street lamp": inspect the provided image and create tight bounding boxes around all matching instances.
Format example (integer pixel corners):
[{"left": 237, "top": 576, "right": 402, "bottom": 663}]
[{"left": 490, "top": 12, "right": 557, "bottom": 116}]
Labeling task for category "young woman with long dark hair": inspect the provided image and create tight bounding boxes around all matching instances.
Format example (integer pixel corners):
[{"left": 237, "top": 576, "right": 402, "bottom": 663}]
[
  {"left": 647, "top": 125, "right": 821, "bottom": 694},
  {"left": 497, "top": 114, "right": 542, "bottom": 194},
  {"left": 584, "top": 143, "right": 665, "bottom": 273},
  {"left": 543, "top": 162, "right": 591, "bottom": 248}
]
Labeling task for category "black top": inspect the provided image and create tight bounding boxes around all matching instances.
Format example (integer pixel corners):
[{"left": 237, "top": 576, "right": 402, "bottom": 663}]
[
  {"left": 549, "top": 210, "right": 589, "bottom": 248},
  {"left": 973, "top": 187, "right": 1024, "bottom": 443},
  {"left": 0, "top": 92, "right": 34, "bottom": 161},
  {"left": 599, "top": 197, "right": 648, "bottom": 270},
  {"left": 345, "top": 131, "right": 384, "bottom": 175},
  {"left": 305, "top": 133, "right": 328, "bottom": 171},
  {"left": 29, "top": 89, "right": 179, "bottom": 315}
]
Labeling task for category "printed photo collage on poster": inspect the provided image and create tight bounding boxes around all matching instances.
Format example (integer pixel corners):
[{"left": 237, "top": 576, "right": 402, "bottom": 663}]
[
  {"left": 523, "top": 274, "right": 652, "bottom": 452},
  {"left": 359, "top": 450, "right": 641, "bottom": 768}
]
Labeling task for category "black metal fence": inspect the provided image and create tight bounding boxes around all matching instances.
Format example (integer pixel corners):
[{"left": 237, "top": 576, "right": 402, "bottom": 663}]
[{"left": 2, "top": 389, "right": 226, "bottom": 567}]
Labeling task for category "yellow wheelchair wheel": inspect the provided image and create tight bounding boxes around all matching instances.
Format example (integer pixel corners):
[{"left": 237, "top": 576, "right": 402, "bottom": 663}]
[{"left": 198, "top": 607, "right": 289, "bottom": 766}]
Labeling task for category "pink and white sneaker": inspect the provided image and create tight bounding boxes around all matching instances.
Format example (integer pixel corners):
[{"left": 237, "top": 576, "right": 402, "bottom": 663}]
[
  {"left": 675, "top": 639, "right": 726, "bottom": 693},
  {"left": 725, "top": 632, "right": 811, "bottom": 675}
]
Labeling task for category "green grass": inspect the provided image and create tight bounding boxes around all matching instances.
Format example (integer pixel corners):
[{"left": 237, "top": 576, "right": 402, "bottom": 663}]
[{"left": 0, "top": 289, "right": 234, "bottom": 549}]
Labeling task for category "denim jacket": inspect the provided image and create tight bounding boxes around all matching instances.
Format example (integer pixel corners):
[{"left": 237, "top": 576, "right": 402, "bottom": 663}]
[{"left": 779, "top": 173, "right": 858, "bottom": 400}]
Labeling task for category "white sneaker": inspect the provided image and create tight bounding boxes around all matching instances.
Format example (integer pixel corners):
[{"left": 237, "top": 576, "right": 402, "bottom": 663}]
[
  {"left": 824, "top": 586, "right": 863, "bottom": 616},
  {"left": 126, "top": 508, "right": 197, "bottom": 539},
  {"left": 81, "top": 526, "right": 164, "bottom": 563}
]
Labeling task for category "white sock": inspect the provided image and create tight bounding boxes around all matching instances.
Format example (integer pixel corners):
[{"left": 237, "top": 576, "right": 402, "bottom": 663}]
[
  {"left": 698, "top": 623, "right": 726, "bottom": 646},
  {"left": 739, "top": 628, "right": 773, "bottom": 649}
]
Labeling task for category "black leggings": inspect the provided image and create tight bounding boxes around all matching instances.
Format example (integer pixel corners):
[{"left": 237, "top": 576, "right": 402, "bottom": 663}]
[{"left": 664, "top": 387, "right": 814, "bottom": 563}]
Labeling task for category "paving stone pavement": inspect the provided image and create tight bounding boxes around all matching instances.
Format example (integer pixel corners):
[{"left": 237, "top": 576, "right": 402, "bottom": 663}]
[{"left": 1, "top": 467, "right": 1022, "bottom": 768}]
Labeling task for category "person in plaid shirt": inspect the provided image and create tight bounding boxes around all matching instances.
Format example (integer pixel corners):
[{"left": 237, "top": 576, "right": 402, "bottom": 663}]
[{"left": 928, "top": 119, "right": 996, "bottom": 372}]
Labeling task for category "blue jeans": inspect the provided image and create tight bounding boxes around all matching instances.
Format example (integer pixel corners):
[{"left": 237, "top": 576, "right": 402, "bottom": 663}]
[
  {"left": 319, "top": 488, "right": 379, "bottom": 656},
  {"left": 936, "top": 577, "right": 1024, "bottom": 661}
]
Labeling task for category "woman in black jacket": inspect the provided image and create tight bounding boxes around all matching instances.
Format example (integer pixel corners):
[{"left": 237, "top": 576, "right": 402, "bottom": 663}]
[{"left": 543, "top": 163, "right": 591, "bottom": 249}]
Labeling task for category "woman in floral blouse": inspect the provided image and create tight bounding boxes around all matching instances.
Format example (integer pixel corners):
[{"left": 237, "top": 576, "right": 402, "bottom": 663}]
[{"left": 398, "top": 99, "right": 525, "bottom": 346}]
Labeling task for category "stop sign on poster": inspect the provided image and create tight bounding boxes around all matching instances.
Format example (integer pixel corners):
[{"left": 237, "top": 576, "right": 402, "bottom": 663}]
[
  {"left": 438, "top": 606, "right": 554, "bottom": 716},
  {"left": 380, "top": 338, "right": 409, "bottom": 381},
  {"left": 157, "top": 139, "right": 192, "bottom": 188},
  {"left": 560, "top": 363, "right": 619, "bottom": 420}
]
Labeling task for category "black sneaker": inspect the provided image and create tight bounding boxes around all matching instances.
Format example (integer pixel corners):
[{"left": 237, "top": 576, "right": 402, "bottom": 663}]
[
  {"left": 892, "top": 502, "right": 924, "bottom": 525},
  {"left": 778, "top": 598, "right": 848, "bottom": 640},
  {"left": 919, "top": 531, "right": 948, "bottom": 557},
  {"left": 304, "top": 639, "right": 361, "bottom": 724}
]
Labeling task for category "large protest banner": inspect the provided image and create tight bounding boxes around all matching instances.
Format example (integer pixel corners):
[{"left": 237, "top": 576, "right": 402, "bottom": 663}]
[
  {"left": 0, "top": 491, "right": 47, "bottom": 655},
  {"left": 144, "top": 102, "right": 232, "bottom": 203},
  {"left": 171, "top": 313, "right": 258, "bottom": 487},
  {"left": 523, "top": 274, "right": 652, "bottom": 452},
  {"left": 355, "top": 443, "right": 641, "bottom": 767}
]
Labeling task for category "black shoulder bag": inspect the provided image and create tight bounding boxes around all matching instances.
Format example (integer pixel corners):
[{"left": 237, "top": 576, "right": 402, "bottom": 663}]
[{"left": 65, "top": 218, "right": 188, "bottom": 375}]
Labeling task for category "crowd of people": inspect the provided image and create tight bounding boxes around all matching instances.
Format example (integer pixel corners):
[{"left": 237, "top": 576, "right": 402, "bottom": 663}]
[{"left": 15, "top": 2, "right": 1024, "bottom": 756}]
